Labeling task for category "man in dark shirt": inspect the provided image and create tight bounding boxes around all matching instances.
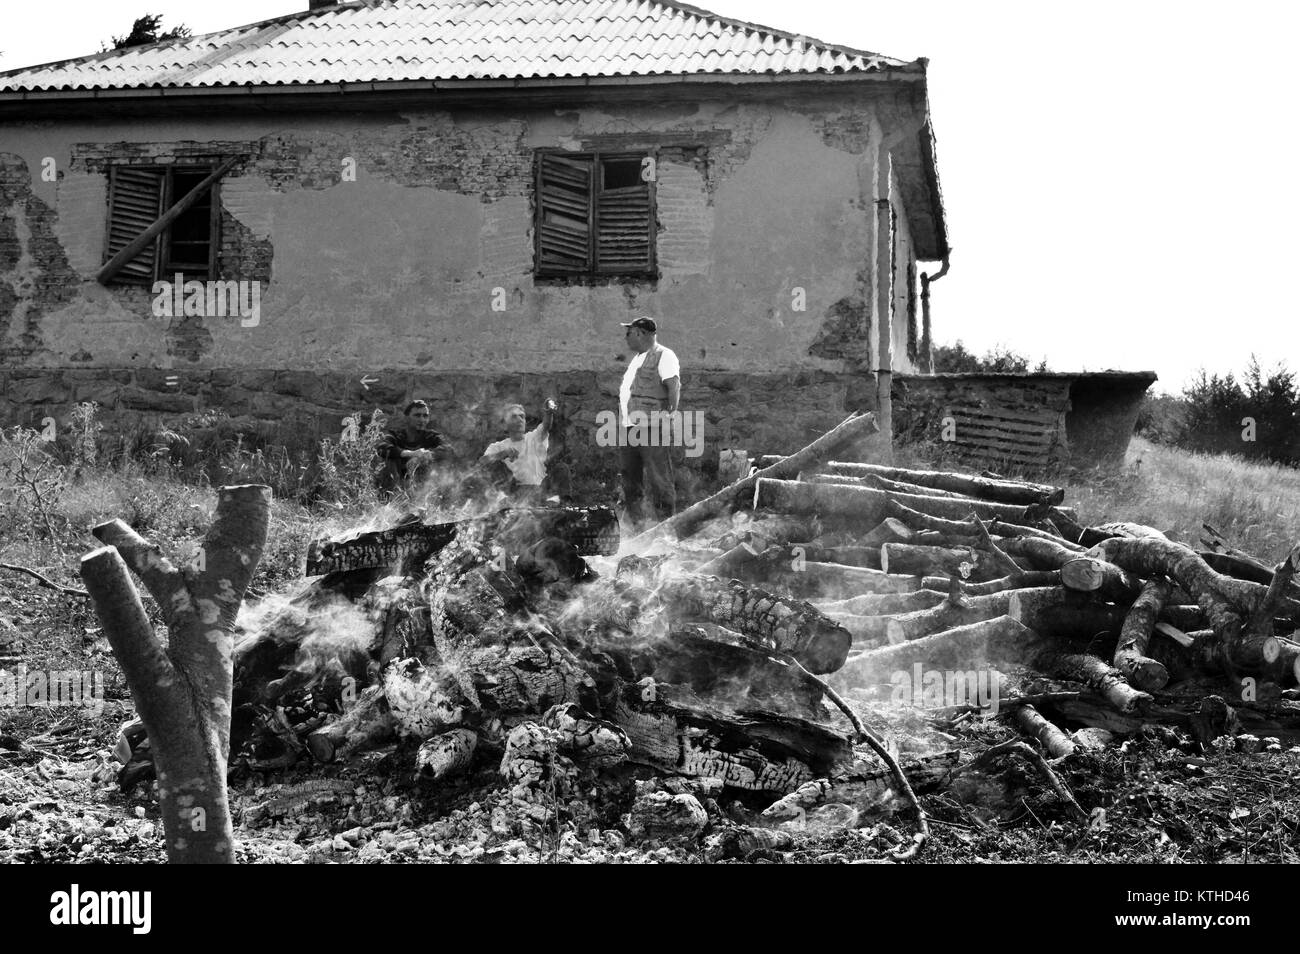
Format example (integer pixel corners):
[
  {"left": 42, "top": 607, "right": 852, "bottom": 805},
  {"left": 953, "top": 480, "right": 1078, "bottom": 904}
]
[{"left": 375, "top": 400, "right": 455, "bottom": 494}]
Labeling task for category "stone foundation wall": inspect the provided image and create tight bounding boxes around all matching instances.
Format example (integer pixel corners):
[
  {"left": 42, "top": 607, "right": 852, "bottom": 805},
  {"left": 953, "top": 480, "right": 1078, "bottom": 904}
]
[{"left": 0, "top": 366, "right": 879, "bottom": 494}]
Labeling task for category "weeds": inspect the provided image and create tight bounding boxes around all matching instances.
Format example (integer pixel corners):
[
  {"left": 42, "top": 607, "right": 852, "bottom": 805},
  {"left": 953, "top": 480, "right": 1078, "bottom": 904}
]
[
  {"left": 0, "top": 426, "right": 69, "bottom": 541},
  {"left": 315, "top": 411, "right": 387, "bottom": 509}
]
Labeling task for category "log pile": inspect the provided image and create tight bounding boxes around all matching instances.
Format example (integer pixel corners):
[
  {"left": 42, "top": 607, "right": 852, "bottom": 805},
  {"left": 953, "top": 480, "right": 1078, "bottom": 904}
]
[
  {"left": 741, "top": 461, "right": 1300, "bottom": 748},
  {"left": 125, "top": 412, "right": 1300, "bottom": 860}
]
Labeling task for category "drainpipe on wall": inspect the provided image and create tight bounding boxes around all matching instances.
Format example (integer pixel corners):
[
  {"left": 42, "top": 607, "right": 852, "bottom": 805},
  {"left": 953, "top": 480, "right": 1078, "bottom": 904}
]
[
  {"left": 919, "top": 253, "right": 950, "bottom": 374},
  {"left": 874, "top": 150, "right": 895, "bottom": 463}
]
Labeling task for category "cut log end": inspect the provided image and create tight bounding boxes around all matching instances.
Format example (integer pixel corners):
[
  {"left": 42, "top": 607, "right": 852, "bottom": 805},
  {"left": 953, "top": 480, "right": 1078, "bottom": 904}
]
[{"left": 1119, "top": 656, "right": 1170, "bottom": 693}]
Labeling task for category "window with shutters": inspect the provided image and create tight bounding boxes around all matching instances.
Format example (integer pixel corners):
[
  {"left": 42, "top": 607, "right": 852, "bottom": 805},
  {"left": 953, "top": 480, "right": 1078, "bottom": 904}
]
[
  {"left": 534, "top": 150, "right": 656, "bottom": 279},
  {"left": 103, "top": 164, "right": 221, "bottom": 285}
]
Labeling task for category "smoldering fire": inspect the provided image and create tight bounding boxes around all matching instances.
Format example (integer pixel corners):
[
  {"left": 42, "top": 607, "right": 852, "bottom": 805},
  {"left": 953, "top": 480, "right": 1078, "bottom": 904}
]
[{"left": 890, "top": 664, "right": 1000, "bottom": 714}]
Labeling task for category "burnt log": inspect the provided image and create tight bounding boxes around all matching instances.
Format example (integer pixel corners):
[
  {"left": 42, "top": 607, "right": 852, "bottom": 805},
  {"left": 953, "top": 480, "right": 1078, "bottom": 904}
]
[
  {"left": 305, "top": 506, "right": 619, "bottom": 576},
  {"left": 659, "top": 576, "right": 852, "bottom": 674},
  {"left": 305, "top": 685, "right": 394, "bottom": 763},
  {"left": 609, "top": 688, "right": 853, "bottom": 792}
]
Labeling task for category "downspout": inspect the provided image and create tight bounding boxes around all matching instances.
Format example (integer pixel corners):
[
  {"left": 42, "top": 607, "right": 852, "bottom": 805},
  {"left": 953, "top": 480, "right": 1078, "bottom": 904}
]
[
  {"left": 874, "top": 150, "right": 895, "bottom": 464},
  {"left": 918, "top": 253, "right": 950, "bottom": 374}
]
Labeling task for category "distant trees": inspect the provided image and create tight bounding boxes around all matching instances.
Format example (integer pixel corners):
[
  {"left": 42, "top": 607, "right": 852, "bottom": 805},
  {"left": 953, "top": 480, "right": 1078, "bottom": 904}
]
[
  {"left": 106, "top": 14, "right": 190, "bottom": 51},
  {"left": 1137, "top": 357, "right": 1300, "bottom": 466},
  {"left": 932, "top": 341, "right": 1050, "bottom": 374}
]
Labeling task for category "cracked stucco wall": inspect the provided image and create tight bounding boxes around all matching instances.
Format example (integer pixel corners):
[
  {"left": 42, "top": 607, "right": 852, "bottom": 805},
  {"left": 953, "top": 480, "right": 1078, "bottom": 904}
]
[
  {"left": 0, "top": 90, "right": 917, "bottom": 372},
  {"left": 0, "top": 89, "right": 922, "bottom": 461}
]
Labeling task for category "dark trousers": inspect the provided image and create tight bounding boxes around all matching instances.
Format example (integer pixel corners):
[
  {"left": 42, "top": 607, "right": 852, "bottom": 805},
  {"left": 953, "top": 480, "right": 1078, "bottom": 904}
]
[{"left": 620, "top": 428, "right": 676, "bottom": 524}]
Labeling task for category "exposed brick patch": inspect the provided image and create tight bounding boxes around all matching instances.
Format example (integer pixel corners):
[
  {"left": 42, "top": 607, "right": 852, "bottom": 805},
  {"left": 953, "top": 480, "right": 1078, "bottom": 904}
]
[
  {"left": 809, "top": 295, "right": 871, "bottom": 365},
  {"left": 0, "top": 153, "right": 78, "bottom": 361}
]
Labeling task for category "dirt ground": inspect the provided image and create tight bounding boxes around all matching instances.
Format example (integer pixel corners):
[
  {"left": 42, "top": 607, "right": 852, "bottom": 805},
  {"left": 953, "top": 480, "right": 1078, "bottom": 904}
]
[{"left": 3, "top": 573, "right": 1298, "bottom": 864}]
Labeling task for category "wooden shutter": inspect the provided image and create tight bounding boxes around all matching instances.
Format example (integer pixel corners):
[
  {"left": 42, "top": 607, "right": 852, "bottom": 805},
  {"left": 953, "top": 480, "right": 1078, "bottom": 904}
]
[
  {"left": 104, "top": 167, "right": 165, "bottom": 284},
  {"left": 596, "top": 168, "right": 653, "bottom": 274},
  {"left": 536, "top": 154, "right": 594, "bottom": 274}
]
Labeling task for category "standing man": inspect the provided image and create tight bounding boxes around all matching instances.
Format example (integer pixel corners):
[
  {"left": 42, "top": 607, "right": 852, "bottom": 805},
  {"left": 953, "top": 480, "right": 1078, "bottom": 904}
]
[
  {"left": 374, "top": 400, "right": 455, "bottom": 494},
  {"left": 618, "top": 316, "right": 680, "bottom": 525}
]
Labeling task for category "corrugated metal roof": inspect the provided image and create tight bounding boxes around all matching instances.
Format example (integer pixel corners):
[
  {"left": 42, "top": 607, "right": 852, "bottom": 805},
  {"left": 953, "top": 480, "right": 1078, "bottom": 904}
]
[{"left": 0, "top": 0, "right": 914, "bottom": 93}]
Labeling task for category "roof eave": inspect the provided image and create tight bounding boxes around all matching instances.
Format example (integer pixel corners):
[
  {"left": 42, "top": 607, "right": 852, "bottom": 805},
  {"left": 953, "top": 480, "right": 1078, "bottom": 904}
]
[{"left": 0, "top": 65, "right": 928, "bottom": 103}]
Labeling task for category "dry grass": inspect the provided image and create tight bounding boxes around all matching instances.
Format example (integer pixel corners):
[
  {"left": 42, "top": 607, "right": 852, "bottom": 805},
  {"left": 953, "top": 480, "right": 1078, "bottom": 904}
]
[
  {"left": 1066, "top": 436, "right": 1300, "bottom": 562},
  {"left": 896, "top": 435, "right": 1300, "bottom": 564}
]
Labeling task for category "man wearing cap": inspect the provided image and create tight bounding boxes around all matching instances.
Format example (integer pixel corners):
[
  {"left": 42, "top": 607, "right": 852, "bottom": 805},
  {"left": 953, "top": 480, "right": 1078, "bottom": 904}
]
[{"left": 618, "top": 316, "right": 680, "bottom": 524}]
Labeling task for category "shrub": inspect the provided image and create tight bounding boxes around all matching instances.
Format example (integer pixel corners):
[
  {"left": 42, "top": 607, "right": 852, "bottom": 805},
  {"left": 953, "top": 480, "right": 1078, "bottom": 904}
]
[
  {"left": 932, "top": 341, "right": 1049, "bottom": 373},
  {"left": 315, "top": 410, "right": 388, "bottom": 509}
]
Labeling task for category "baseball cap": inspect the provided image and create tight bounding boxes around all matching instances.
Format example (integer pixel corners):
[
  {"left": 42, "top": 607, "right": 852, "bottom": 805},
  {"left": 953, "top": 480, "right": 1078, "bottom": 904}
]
[{"left": 620, "top": 316, "right": 657, "bottom": 333}]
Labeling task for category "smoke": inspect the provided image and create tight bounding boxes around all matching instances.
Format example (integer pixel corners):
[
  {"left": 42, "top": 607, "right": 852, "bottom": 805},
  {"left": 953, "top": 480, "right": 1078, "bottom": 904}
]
[{"left": 235, "top": 587, "right": 380, "bottom": 696}]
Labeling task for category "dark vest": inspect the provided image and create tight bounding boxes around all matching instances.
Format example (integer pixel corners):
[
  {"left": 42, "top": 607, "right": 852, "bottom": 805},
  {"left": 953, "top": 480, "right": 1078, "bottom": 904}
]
[{"left": 628, "top": 344, "right": 669, "bottom": 417}]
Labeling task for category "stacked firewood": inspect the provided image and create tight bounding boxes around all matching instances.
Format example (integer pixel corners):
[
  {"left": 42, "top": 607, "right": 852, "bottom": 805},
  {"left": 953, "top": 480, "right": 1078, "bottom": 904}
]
[{"left": 731, "top": 461, "right": 1300, "bottom": 756}]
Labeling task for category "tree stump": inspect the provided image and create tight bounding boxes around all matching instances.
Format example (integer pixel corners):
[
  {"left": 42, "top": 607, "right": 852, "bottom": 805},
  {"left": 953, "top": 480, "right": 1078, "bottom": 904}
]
[{"left": 80, "top": 484, "right": 271, "bottom": 864}]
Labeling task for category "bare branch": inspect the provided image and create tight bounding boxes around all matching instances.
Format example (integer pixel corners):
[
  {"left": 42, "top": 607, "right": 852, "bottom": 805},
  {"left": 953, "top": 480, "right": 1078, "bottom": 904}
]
[
  {"left": 0, "top": 562, "right": 89, "bottom": 598},
  {"left": 78, "top": 546, "right": 187, "bottom": 751},
  {"left": 92, "top": 518, "right": 191, "bottom": 629}
]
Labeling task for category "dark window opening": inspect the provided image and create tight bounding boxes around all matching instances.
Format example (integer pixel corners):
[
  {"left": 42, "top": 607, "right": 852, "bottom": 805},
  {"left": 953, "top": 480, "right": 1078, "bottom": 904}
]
[
  {"left": 535, "top": 150, "right": 657, "bottom": 279},
  {"left": 601, "top": 157, "right": 643, "bottom": 190},
  {"left": 164, "top": 169, "right": 214, "bottom": 274},
  {"left": 104, "top": 164, "right": 221, "bottom": 285}
]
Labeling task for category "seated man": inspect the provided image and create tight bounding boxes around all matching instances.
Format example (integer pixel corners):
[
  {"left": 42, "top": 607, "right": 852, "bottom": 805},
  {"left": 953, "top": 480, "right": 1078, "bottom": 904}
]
[
  {"left": 481, "top": 399, "right": 556, "bottom": 503},
  {"left": 374, "top": 400, "right": 455, "bottom": 494}
]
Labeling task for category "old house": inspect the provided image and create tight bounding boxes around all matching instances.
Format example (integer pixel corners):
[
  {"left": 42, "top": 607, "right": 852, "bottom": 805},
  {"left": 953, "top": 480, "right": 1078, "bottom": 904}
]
[{"left": 0, "top": 0, "right": 947, "bottom": 477}]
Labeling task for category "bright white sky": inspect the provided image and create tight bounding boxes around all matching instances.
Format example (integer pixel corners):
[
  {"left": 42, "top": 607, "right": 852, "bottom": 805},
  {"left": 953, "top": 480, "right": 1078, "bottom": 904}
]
[{"left": 3, "top": 0, "right": 1297, "bottom": 394}]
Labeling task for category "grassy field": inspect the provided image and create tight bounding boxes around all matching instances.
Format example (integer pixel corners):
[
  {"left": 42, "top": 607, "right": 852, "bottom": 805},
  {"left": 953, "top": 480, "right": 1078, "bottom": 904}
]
[{"left": 1065, "top": 436, "right": 1300, "bottom": 563}]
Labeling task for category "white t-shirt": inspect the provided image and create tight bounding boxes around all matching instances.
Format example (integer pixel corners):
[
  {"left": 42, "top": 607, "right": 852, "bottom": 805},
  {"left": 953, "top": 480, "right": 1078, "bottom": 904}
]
[
  {"left": 483, "top": 424, "right": 549, "bottom": 485},
  {"left": 619, "top": 345, "right": 680, "bottom": 427}
]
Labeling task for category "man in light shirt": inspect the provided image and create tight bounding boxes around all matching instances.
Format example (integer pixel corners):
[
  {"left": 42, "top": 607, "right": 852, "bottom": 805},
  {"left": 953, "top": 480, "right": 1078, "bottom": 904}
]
[
  {"left": 618, "top": 316, "right": 680, "bottom": 524},
  {"left": 482, "top": 399, "right": 556, "bottom": 503}
]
